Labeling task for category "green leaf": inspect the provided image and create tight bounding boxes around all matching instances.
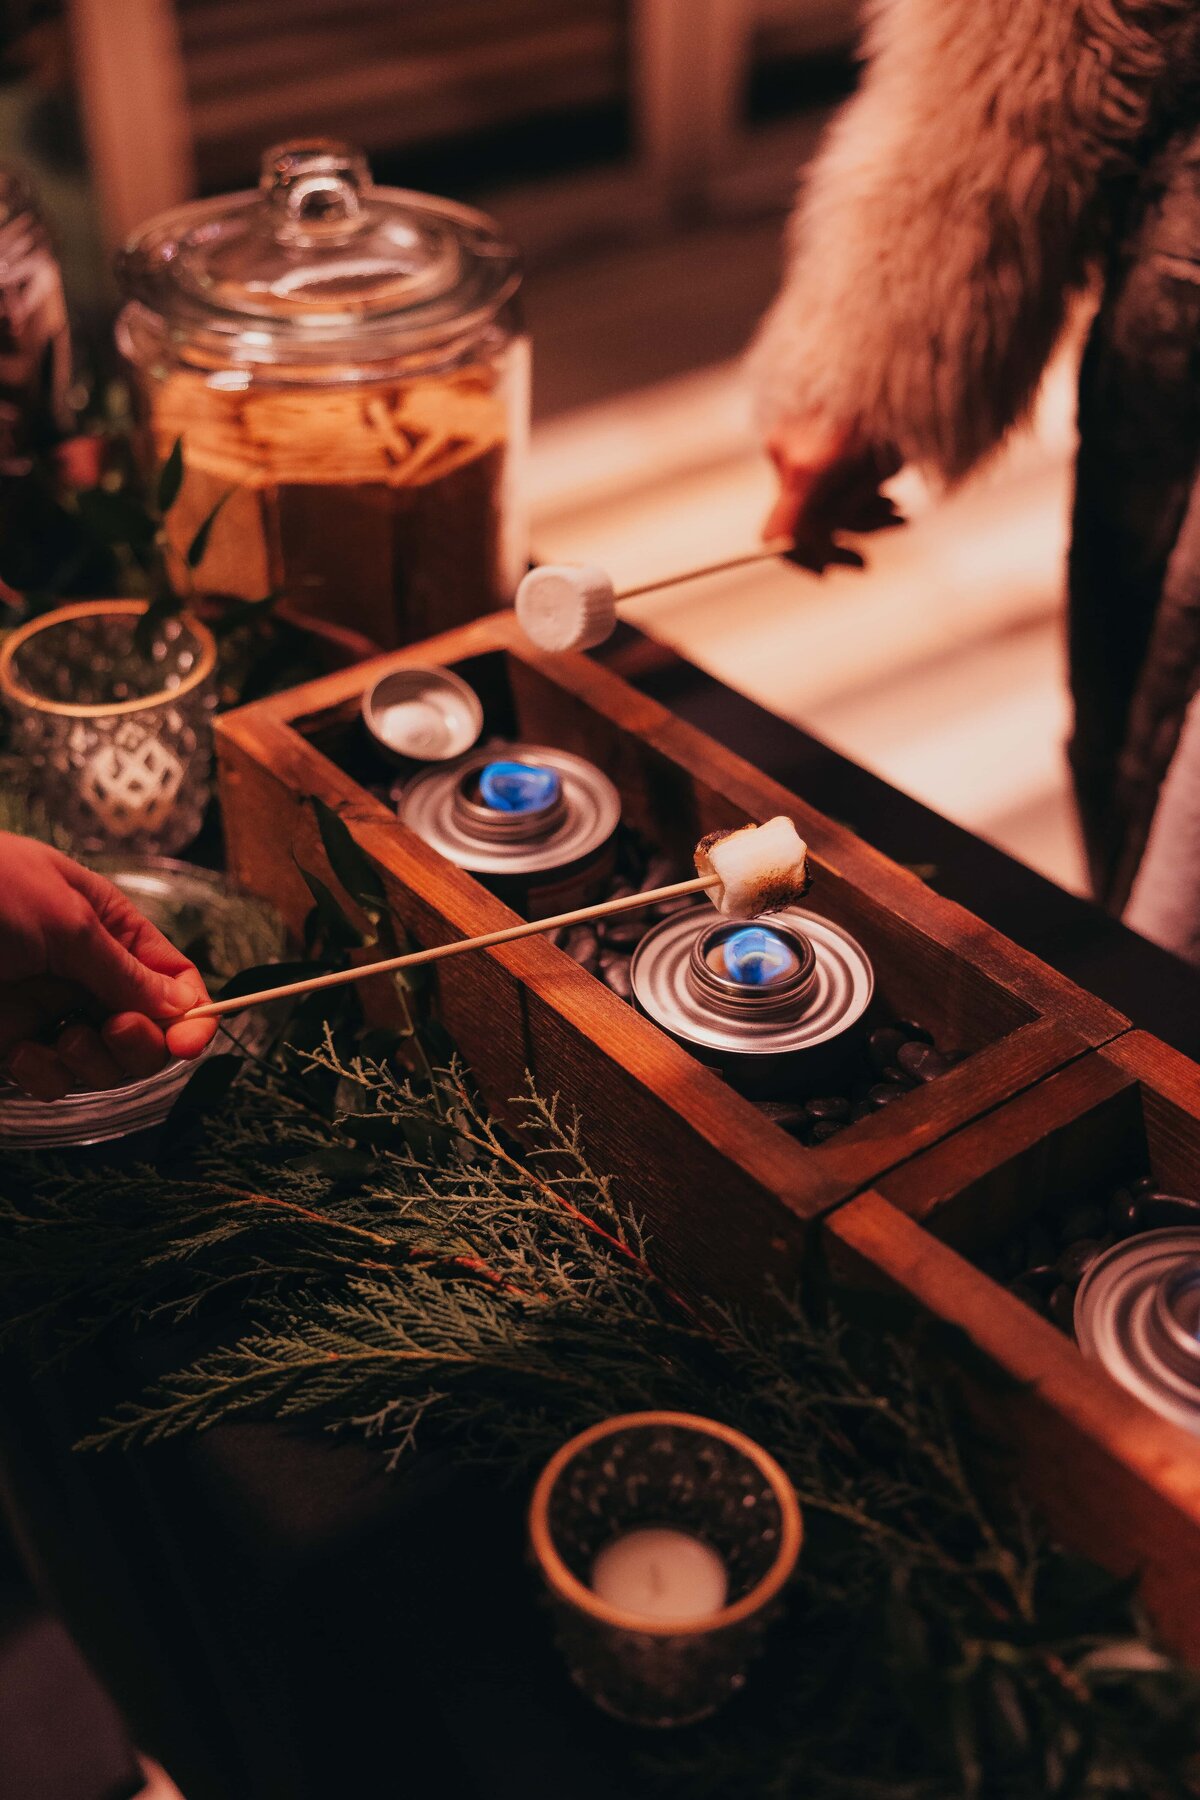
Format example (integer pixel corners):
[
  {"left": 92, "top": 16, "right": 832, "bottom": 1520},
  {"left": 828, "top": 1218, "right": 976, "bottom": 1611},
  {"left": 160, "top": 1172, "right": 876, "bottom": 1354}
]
[
  {"left": 311, "top": 795, "right": 388, "bottom": 914},
  {"left": 186, "top": 491, "right": 232, "bottom": 569},
  {"left": 295, "top": 860, "right": 361, "bottom": 953},
  {"left": 161, "top": 1053, "right": 241, "bottom": 1136},
  {"left": 133, "top": 589, "right": 183, "bottom": 659},
  {"left": 156, "top": 437, "right": 185, "bottom": 515},
  {"left": 75, "top": 485, "right": 157, "bottom": 550}
]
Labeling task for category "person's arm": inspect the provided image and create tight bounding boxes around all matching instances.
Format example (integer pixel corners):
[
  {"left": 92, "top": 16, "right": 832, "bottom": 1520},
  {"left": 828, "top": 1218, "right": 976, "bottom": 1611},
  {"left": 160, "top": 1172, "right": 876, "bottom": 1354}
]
[
  {"left": 0, "top": 834, "right": 215, "bottom": 1101},
  {"left": 750, "top": 0, "right": 1198, "bottom": 547}
]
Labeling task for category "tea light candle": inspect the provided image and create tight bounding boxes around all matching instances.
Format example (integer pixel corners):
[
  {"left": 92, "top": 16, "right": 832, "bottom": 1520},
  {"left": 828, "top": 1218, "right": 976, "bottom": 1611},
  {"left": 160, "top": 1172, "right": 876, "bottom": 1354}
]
[{"left": 591, "top": 1527, "right": 728, "bottom": 1623}]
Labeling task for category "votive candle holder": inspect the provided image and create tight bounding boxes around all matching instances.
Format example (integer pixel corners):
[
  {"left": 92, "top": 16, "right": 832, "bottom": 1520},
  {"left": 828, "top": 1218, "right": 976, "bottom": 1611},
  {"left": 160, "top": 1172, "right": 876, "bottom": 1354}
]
[{"left": 528, "top": 1410, "right": 802, "bottom": 1728}]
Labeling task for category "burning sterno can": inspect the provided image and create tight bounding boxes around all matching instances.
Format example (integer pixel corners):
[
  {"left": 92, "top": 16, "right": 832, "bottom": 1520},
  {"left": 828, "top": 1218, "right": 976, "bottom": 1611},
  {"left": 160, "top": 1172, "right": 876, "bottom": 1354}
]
[
  {"left": 1074, "top": 1229, "right": 1200, "bottom": 1434},
  {"left": 630, "top": 907, "right": 874, "bottom": 1095},
  {"left": 397, "top": 742, "right": 620, "bottom": 918}
]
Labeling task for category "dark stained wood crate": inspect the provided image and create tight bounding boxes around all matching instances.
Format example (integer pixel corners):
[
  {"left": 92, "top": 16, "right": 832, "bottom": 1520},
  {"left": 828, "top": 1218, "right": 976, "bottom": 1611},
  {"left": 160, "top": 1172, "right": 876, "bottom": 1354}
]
[
  {"left": 827, "top": 1030, "right": 1200, "bottom": 1658},
  {"left": 215, "top": 612, "right": 1126, "bottom": 1307}
]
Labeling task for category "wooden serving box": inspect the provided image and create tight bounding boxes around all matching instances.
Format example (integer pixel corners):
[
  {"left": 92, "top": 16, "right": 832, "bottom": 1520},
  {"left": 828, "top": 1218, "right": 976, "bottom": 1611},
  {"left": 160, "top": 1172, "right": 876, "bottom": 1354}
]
[
  {"left": 824, "top": 1030, "right": 1200, "bottom": 1658},
  {"left": 215, "top": 611, "right": 1124, "bottom": 1306}
]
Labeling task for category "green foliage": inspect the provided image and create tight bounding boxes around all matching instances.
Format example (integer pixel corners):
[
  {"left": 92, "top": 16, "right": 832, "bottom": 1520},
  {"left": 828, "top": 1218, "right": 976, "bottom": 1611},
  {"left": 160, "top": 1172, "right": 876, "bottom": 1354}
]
[{"left": 0, "top": 1027, "right": 1197, "bottom": 1795}]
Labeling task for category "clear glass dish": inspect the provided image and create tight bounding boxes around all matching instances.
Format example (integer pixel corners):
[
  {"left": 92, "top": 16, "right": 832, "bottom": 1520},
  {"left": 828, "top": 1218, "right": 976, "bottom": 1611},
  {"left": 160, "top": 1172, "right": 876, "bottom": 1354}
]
[{"left": 0, "top": 858, "right": 286, "bottom": 1149}]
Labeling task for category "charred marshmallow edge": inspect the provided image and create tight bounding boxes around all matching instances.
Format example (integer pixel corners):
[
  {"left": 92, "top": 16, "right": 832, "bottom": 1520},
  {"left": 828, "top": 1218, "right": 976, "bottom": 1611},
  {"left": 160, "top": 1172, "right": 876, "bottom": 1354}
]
[
  {"left": 695, "top": 815, "right": 811, "bottom": 918},
  {"left": 515, "top": 564, "right": 619, "bottom": 653}
]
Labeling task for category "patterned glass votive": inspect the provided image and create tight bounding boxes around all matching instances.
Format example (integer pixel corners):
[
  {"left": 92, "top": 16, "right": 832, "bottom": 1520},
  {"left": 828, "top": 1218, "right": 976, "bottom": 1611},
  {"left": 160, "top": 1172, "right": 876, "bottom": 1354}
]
[
  {"left": 0, "top": 600, "right": 217, "bottom": 856},
  {"left": 529, "top": 1411, "right": 802, "bottom": 1728}
]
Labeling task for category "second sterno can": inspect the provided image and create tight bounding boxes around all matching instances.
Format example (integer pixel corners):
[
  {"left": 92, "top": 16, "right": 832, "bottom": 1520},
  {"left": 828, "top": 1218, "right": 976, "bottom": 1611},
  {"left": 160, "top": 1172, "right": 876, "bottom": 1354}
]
[
  {"left": 630, "top": 907, "right": 874, "bottom": 1096},
  {"left": 397, "top": 741, "right": 620, "bottom": 918},
  {"left": 1074, "top": 1228, "right": 1200, "bottom": 1435}
]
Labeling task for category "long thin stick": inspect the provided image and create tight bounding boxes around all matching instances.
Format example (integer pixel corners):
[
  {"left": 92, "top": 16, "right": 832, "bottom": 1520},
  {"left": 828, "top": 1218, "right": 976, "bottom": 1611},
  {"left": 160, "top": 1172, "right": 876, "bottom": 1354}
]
[
  {"left": 181, "top": 875, "right": 719, "bottom": 1022},
  {"left": 614, "top": 537, "right": 794, "bottom": 604}
]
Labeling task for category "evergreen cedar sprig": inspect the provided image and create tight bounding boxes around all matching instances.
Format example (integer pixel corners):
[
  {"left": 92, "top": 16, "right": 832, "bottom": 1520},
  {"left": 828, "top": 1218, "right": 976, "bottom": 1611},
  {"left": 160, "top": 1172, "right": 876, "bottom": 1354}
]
[{"left": 1, "top": 1038, "right": 1199, "bottom": 1796}]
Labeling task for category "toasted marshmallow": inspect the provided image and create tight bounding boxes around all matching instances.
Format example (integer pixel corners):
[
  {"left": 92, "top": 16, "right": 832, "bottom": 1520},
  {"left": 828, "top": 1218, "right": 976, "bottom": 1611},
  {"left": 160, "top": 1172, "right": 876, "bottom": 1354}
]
[
  {"left": 695, "top": 816, "right": 811, "bottom": 917},
  {"left": 515, "top": 564, "right": 618, "bottom": 653}
]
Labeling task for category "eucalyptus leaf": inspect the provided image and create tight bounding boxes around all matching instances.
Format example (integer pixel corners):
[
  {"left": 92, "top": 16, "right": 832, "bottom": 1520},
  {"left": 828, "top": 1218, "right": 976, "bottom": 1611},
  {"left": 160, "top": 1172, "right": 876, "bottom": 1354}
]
[
  {"left": 162, "top": 1053, "right": 241, "bottom": 1135},
  {"left": 186, "top": 491, "right": 232, "bottom": 569},
  {"left": 311, "top": 795, "right": 388, "bottom": 913},
  {"left": 156, "top": 437, "right": 185, "bottom": 515},
  {"left": 133, "top": 590, "right": 182, "bottom": 658},
  {"left": 294, "top": 860, "right": 361, "bottom": 953}
]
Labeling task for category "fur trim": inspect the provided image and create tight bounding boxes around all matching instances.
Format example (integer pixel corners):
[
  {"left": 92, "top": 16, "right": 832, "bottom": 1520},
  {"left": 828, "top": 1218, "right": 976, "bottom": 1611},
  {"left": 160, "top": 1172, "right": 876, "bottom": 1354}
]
[{"left": 748, "top": 0, "right": 1198, "bottom": 480}]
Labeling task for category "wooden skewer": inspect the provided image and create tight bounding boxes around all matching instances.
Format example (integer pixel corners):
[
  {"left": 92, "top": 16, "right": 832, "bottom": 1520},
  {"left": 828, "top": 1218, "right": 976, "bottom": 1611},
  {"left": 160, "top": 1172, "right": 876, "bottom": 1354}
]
[
  {"left": 613, "top": 537, "right": 795, "bottom": 604},
  {"left": 181, "top": 875, "right": 721, "bottom": 1022}
]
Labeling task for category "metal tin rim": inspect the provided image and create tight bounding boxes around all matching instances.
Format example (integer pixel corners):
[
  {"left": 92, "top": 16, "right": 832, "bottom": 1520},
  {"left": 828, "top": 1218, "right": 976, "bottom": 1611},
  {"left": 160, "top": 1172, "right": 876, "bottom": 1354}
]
[
  {"left": 688, "top": 918, "right": 818, "bottom": 1016},
  {"left": 1074, "top": 1228, "right": 1200, "bottom": 1434},
  {"left": 361, "top": 664, "right": 483, "bottom": 763},
  {"left": 397, "top": 741, "right": 620, "bottom": 875},
  {"left": 630, "top": 905, "right": 874, "bottom": 1057}
]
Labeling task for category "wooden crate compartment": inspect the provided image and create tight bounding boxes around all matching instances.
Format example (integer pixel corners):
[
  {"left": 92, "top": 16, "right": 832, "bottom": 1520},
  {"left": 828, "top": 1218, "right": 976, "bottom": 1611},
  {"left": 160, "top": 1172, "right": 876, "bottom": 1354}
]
[
  {"left": 825, "top": 1031, "right": 1200, "bottom": 1657},
  {"left": 215, "top": 612, "right": 1125, "bottom": 1304},
  {"left": 874, "top": 1030, "right": 1200, "bottom": 1263}
]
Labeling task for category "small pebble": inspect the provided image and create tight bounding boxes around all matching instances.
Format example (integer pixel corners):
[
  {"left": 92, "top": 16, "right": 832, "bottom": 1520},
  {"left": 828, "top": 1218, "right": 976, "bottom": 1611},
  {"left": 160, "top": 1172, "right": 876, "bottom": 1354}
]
[
  {"left": 1131, "top": 1174, "right": 1157, "bottom": 1196},
  {"left": 882, "top": 1064, "right": 918, "bottom": 1089},
  {"left": 806, "top": 1095, "right": 852, "bottom": 1122},
  {"left": 755, "top": 1100, "right": 809, "bottom": 1136},
  {"left": 1007, "top": 1280, "right": 1046, "bottom": 1316},
  {"left": 809, "top": 1120, "right": 847, "bottom": 1143},
  {"left": 1107, "top": 1189, "right": 1141, "bottom": 1236},
  {"left": 867, "top": 1027, "right": 908, "bottom": 1073},
  {"left": 896, "top": 1041, "right": 950, "bottom": 1083},
  {"left": 1057, "top": 1203, "right": 1105, "bottom": 1245},
  {"left": 1048, "top": 1284, "right": 1076, "bottom": 1332},
  {"left": 1055, "top": 1237, "right": 1104, "bottom": 1284},
  {"left": 1140, "top": 1192, "right": 1200, "bottom": 1229},
  {"left": 600, "top": 956, "right": 633, "bottom": 1001},
  {"left": 867, "top": 1083, "right": 906, "bottom": 1107},
  {"left": 1020, "top": 1263, "right": 1061, "bottom": 1298},
  {"left": 895, "top": 1020, "right": 934, "bottom": 1045},
  {"left": 848, "top": 1100, "right": 875, "bottom": 1123},
  {"left": 563, "top": 924, "right": 601, "bottom": 974},
  {"left": 602, "top": 914, "right": 650, "bottom": 950}
]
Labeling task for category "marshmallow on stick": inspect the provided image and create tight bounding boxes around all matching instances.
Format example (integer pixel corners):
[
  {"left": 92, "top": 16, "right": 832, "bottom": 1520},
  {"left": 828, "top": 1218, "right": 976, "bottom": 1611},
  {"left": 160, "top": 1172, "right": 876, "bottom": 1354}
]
[
  {"left": 695, "top": 815, "right": 811, "bottom": 917},
  {"left": 515, "top": 541, "right": 796, "bottom": 654}
]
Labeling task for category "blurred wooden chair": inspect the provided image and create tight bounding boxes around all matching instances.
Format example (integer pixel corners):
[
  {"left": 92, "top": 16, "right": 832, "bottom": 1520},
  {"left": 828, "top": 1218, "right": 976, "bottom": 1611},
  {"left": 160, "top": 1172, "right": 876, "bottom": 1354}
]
[{"left": 68, "top": 0, "right": 856, "bottom": 253}]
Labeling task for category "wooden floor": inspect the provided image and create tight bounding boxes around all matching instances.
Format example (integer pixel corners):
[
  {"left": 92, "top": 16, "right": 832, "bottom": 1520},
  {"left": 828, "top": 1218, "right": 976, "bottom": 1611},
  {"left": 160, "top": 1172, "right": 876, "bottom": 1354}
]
[{"left": 524, "top": 223, "right": 1088, "bottom": 895}]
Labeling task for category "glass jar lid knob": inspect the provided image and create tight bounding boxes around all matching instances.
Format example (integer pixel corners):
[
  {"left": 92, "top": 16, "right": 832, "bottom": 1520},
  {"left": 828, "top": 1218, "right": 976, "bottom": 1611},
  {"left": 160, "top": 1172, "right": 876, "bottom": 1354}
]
[{"left": 261, "top": 139, "right": 369, "bottom": 244}]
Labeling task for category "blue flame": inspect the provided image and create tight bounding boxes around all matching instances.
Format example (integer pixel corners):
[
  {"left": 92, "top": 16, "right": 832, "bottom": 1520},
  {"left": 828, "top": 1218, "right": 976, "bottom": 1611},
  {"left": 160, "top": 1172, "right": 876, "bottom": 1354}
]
[
  {"left": 723, "top": 926, "right": 792, "bottom": 986},
  {"left": 478, "top": 760, "right": 561, "bottom": 814}
]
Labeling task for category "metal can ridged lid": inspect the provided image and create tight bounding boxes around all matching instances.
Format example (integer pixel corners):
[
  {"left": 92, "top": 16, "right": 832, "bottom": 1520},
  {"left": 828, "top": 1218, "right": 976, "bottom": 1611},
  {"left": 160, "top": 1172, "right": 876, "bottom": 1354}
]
[
  {"left": 397, "top": 741, "right": 620, "bottom": 875},
  {"left": 630, "top": 906, "right": 873, "bottom": 1057},
  {"left": 1074, "top": 1229, "right": 1200, "bottom": 1434},
  {"left": 361, "top": 665, "right": 483, "bottom": 762}
]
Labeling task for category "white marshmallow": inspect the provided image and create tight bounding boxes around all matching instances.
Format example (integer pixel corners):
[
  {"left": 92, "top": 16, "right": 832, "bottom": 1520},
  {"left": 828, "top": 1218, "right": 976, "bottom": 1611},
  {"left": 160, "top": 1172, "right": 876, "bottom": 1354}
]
[
  {"left": 695, "top": 816, "right": 810, "bottom": 917},
  {"left": 515, "top": 564, "right": 619, "bottom": 653}
]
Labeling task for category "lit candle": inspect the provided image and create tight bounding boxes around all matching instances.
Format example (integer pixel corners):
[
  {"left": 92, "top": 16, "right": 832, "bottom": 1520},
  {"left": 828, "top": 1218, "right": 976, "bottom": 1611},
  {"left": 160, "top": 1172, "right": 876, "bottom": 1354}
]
[{"left": 590, "top": 1527, "right": 728, "bottom": 1624}]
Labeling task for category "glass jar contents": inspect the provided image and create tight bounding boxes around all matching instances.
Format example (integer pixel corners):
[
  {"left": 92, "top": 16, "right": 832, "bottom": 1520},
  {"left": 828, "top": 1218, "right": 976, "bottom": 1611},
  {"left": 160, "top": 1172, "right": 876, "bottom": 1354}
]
[{"left": 116, "top": 140, "right": 528, "bottom": 650}]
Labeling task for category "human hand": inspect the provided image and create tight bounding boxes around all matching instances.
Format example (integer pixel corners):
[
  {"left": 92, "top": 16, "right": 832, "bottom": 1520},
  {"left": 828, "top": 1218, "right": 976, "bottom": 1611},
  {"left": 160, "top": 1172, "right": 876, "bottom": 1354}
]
[
  {"left": 0, "top": 834, "right": 216, "bottom": 1101},
  {"left": 763, "top": 420, "right": 904, "bottom": 572}
]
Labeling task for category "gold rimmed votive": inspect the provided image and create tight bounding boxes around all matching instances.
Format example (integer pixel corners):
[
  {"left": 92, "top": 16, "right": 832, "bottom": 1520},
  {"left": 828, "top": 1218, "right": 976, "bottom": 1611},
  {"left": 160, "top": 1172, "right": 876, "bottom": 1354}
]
[
  {"left": 0, "top": 600, "right": 217, "bottom": 855},
  {"left": 529, "top": 1410, "right": 802, "bottom": 1727}
]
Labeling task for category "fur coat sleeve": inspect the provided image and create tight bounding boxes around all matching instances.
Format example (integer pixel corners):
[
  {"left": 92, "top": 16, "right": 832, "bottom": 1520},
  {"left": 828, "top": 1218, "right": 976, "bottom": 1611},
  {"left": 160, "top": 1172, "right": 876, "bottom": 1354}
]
[{"left": 747, "top": 0, "right": 1197, "bottom": 480}]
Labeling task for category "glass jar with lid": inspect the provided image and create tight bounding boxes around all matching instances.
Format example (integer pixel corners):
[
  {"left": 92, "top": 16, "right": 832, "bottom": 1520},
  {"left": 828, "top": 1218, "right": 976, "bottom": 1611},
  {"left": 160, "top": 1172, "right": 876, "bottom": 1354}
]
[{"left": 116, "top": 140, "right": 528, "bottom": 650}]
